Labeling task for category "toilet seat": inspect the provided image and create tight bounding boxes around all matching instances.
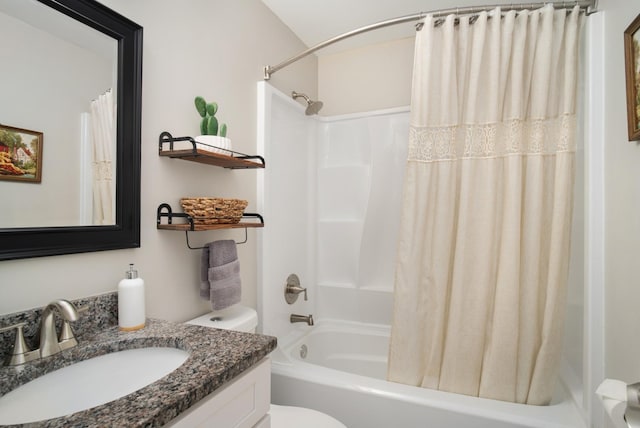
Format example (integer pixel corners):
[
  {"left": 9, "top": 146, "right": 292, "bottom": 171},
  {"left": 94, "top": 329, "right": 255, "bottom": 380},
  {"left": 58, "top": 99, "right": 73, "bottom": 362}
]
[{"left": 269, "top": 404, "right": 346, "bottom": 428}]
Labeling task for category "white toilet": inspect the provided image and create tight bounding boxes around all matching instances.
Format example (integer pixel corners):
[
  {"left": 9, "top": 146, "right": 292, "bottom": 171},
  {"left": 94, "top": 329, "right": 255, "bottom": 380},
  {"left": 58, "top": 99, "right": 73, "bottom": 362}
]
[{"left": 186, "top": 305, "right": 346, "bottom": 428}]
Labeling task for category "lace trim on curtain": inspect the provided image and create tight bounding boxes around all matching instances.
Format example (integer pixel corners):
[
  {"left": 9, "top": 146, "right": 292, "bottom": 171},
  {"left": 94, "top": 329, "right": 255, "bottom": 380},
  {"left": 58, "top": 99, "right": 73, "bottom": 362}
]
[{"left": 407, "top": 114, "right": 576, "bottom": 162}]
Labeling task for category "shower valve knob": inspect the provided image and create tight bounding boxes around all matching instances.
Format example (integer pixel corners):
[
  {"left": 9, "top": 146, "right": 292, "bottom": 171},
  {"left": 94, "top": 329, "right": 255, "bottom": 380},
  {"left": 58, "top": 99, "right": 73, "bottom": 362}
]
[{"left": 285, "top": 273, "right": 308, "bottom": 304}]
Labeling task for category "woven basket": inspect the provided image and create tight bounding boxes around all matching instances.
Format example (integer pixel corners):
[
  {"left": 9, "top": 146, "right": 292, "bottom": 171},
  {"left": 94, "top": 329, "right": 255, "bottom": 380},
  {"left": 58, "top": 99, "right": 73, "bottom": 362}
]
[{"left": 180, "top": 197, "right": 248, "bottom": 224}]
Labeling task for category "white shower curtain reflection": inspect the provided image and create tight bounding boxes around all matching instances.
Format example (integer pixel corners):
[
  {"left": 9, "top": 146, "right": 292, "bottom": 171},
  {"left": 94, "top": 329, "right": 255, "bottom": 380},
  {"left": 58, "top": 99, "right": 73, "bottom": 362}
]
[
  {"left": 388, "top": 5, "right": 581, "bottom": 405},
  {"left": 90, "top": 89, "right": 115, "bottom": 225}
]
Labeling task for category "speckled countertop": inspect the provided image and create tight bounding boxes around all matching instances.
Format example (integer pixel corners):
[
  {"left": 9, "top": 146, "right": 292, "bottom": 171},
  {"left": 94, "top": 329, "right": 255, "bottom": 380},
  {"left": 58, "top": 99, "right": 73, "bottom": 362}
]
[{"left": 0, "top": 317, "right": 276, "bottom": 427}]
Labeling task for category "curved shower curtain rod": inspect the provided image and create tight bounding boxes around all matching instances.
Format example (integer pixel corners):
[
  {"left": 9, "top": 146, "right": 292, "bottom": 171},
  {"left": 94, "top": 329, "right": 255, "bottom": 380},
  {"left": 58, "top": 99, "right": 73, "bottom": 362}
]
[{"left": 263, "top": 0, "right": 597, "bottom": 80}]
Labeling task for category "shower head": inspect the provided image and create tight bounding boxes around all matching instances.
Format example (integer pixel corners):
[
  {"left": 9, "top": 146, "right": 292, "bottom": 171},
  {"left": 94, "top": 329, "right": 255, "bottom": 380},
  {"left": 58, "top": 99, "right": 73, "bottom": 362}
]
[{"left": 292, "top": 91, "right": 323, "bottom": 115}]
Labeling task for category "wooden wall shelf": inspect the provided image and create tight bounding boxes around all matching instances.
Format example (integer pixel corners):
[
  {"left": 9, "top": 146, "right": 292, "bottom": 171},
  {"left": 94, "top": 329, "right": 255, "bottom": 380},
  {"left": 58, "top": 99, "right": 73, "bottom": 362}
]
[
  {"left": 156, "top": 203, "right": 264, "bottom": 232},
  {"left": 157, "top": 222, "right": 264, "bottom": 232},
  {"left": 158, "top": 131, "right": 265, "bottom": 169},
  {"left": 156, "top": 131, "right": 264, "bottom": 248}
]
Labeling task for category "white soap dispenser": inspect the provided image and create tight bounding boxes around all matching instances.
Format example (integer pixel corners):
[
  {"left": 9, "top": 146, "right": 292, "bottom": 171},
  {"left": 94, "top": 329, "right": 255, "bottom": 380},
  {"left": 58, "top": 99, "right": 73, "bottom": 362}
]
[{"left": 118, "top": 263, "right": 146, "bottom": 331}]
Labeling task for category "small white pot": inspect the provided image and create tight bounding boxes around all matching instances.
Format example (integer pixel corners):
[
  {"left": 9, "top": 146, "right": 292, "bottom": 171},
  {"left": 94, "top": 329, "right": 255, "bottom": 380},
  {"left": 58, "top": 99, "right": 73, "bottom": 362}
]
[{"left": 194, "top": 135, "right": 232, "bottom": 155}]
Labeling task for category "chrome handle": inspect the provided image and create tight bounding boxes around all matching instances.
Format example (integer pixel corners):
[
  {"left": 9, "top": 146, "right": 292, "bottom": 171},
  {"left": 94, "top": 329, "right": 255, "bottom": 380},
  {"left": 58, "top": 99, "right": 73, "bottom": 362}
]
[
  {"left": 288, "top": 286, "right": 307, "bottom": 300},
  {"left": 58, "top": 321, "right": 77, "bottom": 350},
  {"left": 58, "top": 306, "right": 87, "bottom": 349},
  {"left": 284, "top": 273, "right": 308, "bottom": 304},
  {"left": 0, "top": 322, "right": 38, "bottom": 366},
  {"left": 0, "top": 321, "right": 27, "bottom": 334}
]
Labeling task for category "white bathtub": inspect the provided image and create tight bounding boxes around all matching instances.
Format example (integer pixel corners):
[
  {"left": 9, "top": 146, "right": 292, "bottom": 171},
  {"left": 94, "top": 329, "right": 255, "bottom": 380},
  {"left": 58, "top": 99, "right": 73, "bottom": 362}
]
[{"left": 270, "top": 320, "right": 587, "bottom": 428}]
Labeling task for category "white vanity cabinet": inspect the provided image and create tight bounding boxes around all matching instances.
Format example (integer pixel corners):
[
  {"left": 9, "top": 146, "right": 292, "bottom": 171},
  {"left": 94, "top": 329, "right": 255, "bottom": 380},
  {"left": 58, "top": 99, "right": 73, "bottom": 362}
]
[{"left": 165, "top": 357, "right": 271, "bottom": 428}]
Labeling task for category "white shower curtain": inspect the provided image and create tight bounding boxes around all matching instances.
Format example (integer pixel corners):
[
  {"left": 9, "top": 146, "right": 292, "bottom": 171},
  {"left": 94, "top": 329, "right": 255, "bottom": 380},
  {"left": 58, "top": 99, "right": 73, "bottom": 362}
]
[
  {"left": 388, "top": 5, "right": 581, "bottom": 405},
  {"left": 90, "top": 89, "right": 115, "bottom": 225}
]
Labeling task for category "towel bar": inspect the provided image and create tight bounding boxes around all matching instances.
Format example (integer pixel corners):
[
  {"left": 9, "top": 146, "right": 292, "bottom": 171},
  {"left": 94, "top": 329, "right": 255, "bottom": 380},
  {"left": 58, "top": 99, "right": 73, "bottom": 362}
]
[{"left": 184, "top": 228, "right": 248, "bottom": 249}]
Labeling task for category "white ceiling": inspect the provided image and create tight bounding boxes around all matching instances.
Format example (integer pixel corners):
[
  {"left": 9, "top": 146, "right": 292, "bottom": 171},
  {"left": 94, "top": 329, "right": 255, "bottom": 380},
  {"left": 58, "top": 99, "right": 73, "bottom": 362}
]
[{"left": 261, "top": 0, "right": 570, "bottom": 55}]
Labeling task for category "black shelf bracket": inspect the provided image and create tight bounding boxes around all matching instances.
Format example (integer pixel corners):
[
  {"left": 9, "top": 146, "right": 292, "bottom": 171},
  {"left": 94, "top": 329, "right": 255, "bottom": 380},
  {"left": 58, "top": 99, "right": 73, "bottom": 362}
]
[
  {"left": 156, "top": 203, "right": 264, "bottom": 249},
  {"left": 157, "top": 203, "right": 195, "bottom": 229},
  {"left": 158, "top": 131, "right": 265, "bottom": 168}
]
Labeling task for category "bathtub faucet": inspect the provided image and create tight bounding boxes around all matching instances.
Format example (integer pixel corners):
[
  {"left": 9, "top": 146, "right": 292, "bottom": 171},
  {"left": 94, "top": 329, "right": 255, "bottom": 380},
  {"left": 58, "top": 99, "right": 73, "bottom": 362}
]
[{"left": 290, "top": 314, "right": 314, "bottom": 326}]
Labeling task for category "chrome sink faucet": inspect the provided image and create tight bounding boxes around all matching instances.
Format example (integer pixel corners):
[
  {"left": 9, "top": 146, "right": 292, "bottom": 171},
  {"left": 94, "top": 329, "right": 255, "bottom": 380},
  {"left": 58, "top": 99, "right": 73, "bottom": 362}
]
[
  {"left": 290, "top": 314, "right": 314, "bottom": 326},
  {"left": 39, "top": 299, "right": 80, "bottom": 358}
]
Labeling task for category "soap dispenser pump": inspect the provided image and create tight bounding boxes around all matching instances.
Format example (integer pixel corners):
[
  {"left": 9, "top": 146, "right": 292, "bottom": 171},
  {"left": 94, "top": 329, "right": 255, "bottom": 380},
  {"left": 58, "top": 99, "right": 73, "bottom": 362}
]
[{"left": 118, "top": 263, "right": 145, "bottom": 331}]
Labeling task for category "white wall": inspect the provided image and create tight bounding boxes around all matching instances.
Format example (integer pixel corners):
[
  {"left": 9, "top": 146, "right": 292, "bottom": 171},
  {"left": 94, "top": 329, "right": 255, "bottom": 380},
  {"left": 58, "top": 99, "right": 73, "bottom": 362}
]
[
  {"left": 0, "top": 0, "right": 317, "bottom": 322},
  {"left": 601, "top": 0, "right": 640, "bottom": 406},
  {"left": 584, "top": 4, "right": 640, "bottom": 426},
  {"left": 318, "top": 37, "right": 414, "bottom": 116}
]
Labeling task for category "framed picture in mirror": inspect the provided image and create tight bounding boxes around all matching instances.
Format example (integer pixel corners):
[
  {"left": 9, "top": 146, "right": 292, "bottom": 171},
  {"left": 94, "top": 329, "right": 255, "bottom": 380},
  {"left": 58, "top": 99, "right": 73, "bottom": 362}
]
[
  {"left": 0, "top": 124, "right": 43, "bottom": 183},
  {"left": 625, "top": 12, "right": 640, "bottom": 141}
]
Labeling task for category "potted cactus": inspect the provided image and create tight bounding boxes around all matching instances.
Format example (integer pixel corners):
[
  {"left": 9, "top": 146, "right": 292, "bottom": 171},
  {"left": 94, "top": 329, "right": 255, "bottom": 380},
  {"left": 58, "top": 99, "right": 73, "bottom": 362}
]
[{"left": 194, "top": 96, "right": 231, "bottom": 154}]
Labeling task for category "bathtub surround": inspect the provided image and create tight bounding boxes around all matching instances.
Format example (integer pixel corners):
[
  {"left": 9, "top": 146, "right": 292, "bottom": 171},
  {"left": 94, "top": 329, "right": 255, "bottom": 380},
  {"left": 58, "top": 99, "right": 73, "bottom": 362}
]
[
  {"left": 388, "top": 6, "right": 582, "bottom": 405},
  {"left": 257, "top": 83, "right": 408, "bottom": 339}
]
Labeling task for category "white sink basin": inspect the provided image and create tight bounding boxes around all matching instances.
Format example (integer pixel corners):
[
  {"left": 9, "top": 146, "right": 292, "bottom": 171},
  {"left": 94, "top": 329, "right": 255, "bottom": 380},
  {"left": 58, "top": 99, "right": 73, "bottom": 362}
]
[{"left": 0, "top": 347, "right": 189, "bottom": 425}]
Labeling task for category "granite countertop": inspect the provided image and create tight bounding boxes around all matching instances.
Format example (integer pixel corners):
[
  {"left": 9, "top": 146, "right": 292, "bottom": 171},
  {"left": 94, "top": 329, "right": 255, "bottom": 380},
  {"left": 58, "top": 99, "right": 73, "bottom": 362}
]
[{"left": 0, "top": 318, "right": 277, "bottom": 428}]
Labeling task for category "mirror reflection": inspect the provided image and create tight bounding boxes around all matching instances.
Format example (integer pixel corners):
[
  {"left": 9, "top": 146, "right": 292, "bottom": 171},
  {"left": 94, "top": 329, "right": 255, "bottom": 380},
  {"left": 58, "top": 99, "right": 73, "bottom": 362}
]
[{"left": 0, "top": 0, "right": 117, "bottom": 227}]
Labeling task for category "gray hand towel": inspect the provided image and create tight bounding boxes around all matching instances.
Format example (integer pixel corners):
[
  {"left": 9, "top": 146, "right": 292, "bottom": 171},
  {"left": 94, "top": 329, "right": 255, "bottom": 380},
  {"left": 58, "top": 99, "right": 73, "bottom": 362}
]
[
  {"left": 200, "top": 240, "right": 241, "bottom": 310},
  {"left": 208, "top": 259, "right": 241, "bottom": 310},
  {"left": 200, "top": 245, "right": 211, "bottom": 299}
]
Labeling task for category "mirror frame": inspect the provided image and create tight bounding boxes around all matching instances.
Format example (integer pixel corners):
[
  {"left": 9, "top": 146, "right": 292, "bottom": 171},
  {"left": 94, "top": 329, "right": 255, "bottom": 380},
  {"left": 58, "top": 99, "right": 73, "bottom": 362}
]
[{"left": 0, "top": 0, "right": 142, "bottom": 261}]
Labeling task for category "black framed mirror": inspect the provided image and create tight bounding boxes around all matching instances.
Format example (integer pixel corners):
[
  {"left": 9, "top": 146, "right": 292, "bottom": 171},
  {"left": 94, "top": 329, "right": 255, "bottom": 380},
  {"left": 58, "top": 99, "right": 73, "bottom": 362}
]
[{"left": 0, "top": 0, "right": 142, "bottom": 260}]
